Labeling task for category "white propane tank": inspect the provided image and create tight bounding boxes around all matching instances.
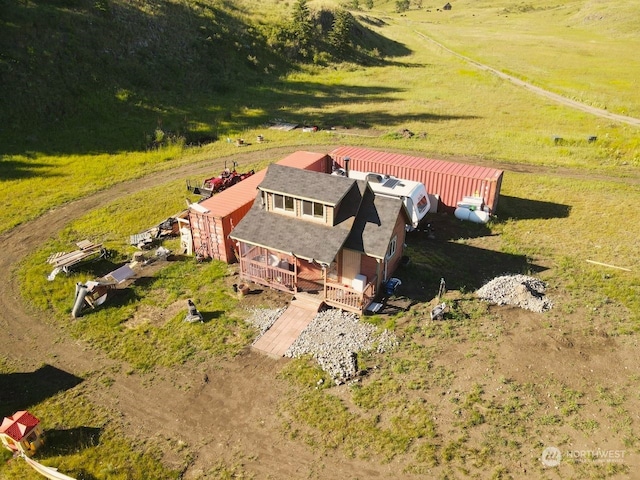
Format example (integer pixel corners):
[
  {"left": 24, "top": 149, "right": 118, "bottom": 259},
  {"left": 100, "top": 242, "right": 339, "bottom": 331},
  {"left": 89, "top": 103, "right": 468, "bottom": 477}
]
[{"left": 454, "top": 207, "right": 490, "bottom": 224}]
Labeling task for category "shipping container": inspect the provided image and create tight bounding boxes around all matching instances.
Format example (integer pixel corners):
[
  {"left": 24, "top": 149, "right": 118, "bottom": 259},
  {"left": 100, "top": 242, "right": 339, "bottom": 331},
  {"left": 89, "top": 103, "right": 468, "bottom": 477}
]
[
  {"left": 189, "top": 170, "right": 266, "bottom": 262},
  {"left": 329, "top": 146, "right": 503, "bottom": 214},
  {"left": 277, "top": 150, "right": 331, "bottom": 173},
  {"left": 188, "top": 151, "right": 331, "bottom": 263}
]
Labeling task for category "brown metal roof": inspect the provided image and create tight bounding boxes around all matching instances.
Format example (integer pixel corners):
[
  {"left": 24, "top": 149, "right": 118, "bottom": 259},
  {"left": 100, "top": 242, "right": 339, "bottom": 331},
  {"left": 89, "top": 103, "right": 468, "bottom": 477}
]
[
  {"left": 198, "top": 169, "right": 266, "bottom": 217},
  {"left": 276, "top": 151, "right": 330, "bottom": 170}
]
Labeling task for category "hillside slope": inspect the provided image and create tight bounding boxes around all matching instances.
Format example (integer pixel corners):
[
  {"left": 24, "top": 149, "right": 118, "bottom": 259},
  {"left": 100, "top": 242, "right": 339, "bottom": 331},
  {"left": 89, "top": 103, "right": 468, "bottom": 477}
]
[
  {"left": 0, "top": 0, "right": 404, "bottom": 154},
  {"left": 0, "top": 0, "right": 288, "bottom": 151}
]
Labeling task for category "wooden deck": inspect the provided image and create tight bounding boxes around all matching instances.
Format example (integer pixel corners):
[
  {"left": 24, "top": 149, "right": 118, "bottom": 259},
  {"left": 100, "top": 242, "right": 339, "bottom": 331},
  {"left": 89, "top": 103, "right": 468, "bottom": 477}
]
[{"left": 251, "top": 294, "right": 323, "bottom": 358}]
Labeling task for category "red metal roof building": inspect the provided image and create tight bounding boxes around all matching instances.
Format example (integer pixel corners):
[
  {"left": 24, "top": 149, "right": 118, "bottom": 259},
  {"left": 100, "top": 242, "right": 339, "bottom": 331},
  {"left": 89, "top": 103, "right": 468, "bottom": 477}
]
[
  {"left": 329, "top": 146, "right": 504, "bottom": 214},
  {"left": 188, "top": 151, "right": 331, "bottom": 263}
]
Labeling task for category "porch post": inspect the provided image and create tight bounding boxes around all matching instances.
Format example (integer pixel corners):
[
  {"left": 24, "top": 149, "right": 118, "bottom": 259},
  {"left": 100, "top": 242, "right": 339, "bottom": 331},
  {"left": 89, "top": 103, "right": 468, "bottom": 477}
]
[{"left": 322, "top": 264, "right": 327, "bottom": 299}]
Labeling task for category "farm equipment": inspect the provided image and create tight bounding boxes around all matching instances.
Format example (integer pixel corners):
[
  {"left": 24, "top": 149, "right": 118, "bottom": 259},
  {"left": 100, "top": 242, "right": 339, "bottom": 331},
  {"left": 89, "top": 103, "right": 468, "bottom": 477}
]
[{"left": 187, "top": 161, "right": 255, "bottom": 200}]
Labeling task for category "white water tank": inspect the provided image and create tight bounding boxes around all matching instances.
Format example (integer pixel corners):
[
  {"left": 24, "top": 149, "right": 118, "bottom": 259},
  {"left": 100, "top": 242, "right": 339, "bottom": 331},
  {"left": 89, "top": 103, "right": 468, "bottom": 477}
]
[{"left": 454, "top": 207, "right": 490, "bottom": 224}]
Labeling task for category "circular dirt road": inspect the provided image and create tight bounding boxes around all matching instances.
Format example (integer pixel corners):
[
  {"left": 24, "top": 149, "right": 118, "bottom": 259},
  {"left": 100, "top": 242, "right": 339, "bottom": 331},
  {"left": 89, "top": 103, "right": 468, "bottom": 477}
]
[
  {"left": 0, "top": 145, "right": 403, "bottom": 478},
  {"left": 1, "top": 141, "right": 638, "bottom": 478}
]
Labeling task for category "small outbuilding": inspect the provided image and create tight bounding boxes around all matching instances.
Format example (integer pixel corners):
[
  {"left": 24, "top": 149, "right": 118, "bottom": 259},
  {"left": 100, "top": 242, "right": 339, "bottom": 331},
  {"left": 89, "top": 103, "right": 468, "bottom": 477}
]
[
  {"left": 0, "top": 411, "right": 44, "bottom": 455},
  {"left": 443, "top": 2, "right": 452, "bottom": 10}
]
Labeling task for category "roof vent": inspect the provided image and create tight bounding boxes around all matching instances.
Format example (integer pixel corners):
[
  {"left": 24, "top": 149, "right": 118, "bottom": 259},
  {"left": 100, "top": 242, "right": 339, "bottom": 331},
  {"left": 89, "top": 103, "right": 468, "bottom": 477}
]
[{"left": 365, "top": 173, "right": 385, "bottom": 183}]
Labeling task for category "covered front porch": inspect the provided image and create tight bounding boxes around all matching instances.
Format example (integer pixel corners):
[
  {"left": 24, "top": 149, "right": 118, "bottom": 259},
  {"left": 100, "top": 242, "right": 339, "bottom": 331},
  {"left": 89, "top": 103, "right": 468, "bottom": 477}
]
[{"left": 237, "top": 245, "right": 378, "bottom": 314}]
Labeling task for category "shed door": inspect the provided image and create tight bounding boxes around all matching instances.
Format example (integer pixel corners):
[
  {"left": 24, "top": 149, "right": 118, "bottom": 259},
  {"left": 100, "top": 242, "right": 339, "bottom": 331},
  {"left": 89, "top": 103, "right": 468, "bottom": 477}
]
[{"left": 341, "top": 249, "right": 361, "bottom": 284}]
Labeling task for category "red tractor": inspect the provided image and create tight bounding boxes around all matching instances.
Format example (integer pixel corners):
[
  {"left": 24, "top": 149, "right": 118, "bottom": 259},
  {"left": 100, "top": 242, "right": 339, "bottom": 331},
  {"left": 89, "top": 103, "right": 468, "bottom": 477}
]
[{"left": 187, "top": 161, "right": 255, "bottom": 200}]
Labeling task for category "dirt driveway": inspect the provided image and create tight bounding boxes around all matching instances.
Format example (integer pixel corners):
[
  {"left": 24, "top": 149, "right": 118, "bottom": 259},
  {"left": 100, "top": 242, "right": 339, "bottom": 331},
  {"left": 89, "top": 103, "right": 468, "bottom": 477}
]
[{"left": 0, "top": 145, "right": 406, "bottom": 478}]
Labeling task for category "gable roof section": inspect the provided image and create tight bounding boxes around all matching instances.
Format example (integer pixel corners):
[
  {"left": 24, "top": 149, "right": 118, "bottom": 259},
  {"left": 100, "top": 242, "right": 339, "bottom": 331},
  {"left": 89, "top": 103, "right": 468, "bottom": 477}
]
[
  {"left": 230, "top": 167, "right": 409, "bottom": 263},
  {"left": 258, "top": 164, "right": 356, "bottom": 206},
  {"left": 344, "top": 189, "right": 408, "bottom": 259},
  {"left": 230, "top": 168, "right": 367, "bottom": 264},
  {"left": 230, "top": 196, "right": 356, "bottom": 264},
  {"left": 1, "top": 411, "right": 40, "bottom": 441}
]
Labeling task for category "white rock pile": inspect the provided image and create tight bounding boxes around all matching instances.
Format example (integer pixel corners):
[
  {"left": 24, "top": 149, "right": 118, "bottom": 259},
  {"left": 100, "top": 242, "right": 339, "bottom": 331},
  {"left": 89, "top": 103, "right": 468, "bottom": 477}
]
[
  {"left": 476, "top": 274, "right": 553, "bottom": 312},
  {"left": 245, "top": 307, "right": 398, "bottom": 383},
  {"left": 283, "top": 309, "right": 398, "bottom": 384},
  {"left": 245, "top": 307, "right": 286, "bottom": 337}
]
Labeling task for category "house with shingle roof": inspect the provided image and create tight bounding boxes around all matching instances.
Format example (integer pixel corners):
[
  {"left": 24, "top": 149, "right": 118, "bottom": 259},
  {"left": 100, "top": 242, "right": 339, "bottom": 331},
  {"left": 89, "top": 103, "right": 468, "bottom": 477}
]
[
  {"left": 230, "top": 165, "right": 410, "bottom": 313},
  {"left": 0, "top": 411, "right": 44, "bottom": 455}
]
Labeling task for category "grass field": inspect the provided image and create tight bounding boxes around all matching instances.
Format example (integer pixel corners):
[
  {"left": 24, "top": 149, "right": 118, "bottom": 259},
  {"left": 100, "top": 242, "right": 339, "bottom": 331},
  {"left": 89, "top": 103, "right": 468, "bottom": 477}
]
[{"left": 2, "top": 0, "right": 639, "bottom": 478}]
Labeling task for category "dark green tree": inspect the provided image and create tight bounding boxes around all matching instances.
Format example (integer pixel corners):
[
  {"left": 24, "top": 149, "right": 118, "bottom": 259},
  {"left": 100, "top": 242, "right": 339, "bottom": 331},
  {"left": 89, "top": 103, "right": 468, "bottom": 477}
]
[
  {"left": 395, "top": 0, "right": 410, "bottom": 12},
  {"left": 328, "top": 9, "right": 353, "bottom": 52},
  {"left": 290, "top": 0, "right": 314, "bottom": 58}
]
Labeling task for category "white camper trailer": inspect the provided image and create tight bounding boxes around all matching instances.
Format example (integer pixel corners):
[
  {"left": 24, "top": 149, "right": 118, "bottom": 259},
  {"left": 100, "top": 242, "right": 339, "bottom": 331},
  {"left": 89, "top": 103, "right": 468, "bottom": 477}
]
[{"left": 333, "top": 168, "right": 430, "bottom": 229}]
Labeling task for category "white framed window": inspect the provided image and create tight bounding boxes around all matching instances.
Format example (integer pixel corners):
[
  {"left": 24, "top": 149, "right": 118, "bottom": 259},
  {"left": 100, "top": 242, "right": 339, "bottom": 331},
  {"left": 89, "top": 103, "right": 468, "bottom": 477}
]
[
  {"left": 273, "top": 194, "right": 294, "bottom": 213},
  {"left": 285, "top": 196, "right": 294, "bottom": 211},
  {"left": 416, "top": 195, "right": 429, "bottom": 213},
  {"left": 302, "top": 200, "right": 325, "bottom": 219},
  {"left": 386, "top": 235, "right": 397, "bottom": 259}
]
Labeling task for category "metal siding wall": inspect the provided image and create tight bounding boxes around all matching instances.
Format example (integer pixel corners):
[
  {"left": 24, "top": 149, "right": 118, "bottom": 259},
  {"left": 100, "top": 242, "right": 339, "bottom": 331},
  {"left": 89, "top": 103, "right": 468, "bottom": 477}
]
[
  {"left": 189, "top": 211, "right": 205, "bottom": 255},
  {"left": 331, "top": 149, "right": 501, "bottom": 213},
  {"left": 206, "top": 216, "right": 220, "bottom": 259},
  {"left": 306, "top": 155, "right": 330, "bottom": 173},
  {"left": 220, "top": 199, "right": 257, "bottom": 263},
  {"left": 221, "top": 216, "right": 233, "bottom": 263}
]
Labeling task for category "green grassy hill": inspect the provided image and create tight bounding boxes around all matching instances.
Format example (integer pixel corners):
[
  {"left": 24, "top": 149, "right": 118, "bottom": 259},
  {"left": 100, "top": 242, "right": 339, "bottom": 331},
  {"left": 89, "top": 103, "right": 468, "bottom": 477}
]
[
  {"left": 0, "top": 0, "right": 288, "bottom": 153},
  {"left": 0, "top": 0, "right": 403, "bottom": 154}
]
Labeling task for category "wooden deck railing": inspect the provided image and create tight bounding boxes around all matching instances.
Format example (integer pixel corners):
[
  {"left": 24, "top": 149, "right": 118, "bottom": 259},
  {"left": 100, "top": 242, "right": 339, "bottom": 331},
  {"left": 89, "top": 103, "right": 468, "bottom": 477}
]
[
  {"left": 239, "top": 257, "right": 296, "bottom": 294},
  {"left": 324, "top": 277, "right": 377, "bottom": 314},
  {"left": 238, "top": 250, "right": 378, "bottom": 313}
]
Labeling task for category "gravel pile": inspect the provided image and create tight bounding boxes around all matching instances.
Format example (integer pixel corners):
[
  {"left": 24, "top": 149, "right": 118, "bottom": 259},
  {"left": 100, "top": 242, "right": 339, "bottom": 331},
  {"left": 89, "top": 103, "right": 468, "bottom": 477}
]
[
  {"left": 284, "top": 309, "right": 397, "bottom": 384},
  {"left": 476, "top": 274, "right": 553, "bottom": 312},
  {"left": 245, "top": 307, "right": 398, "bottom": 383},
  {"left": 245, "top": 307, "right": 287, "bottom": 337},
  {"left": 284, "top": 309, "right": 397, "bottom": 385}
]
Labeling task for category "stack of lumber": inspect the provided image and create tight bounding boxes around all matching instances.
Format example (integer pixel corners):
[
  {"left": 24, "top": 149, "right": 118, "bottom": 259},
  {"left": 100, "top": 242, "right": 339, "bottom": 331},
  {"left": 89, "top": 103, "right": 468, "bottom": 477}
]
[{"left": 46, "top": 240, "right": 103, "bottom": 269}]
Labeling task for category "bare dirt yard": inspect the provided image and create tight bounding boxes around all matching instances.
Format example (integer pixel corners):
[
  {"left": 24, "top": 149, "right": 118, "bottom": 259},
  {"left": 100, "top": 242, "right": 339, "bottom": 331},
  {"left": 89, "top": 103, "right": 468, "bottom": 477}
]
[{"left": 1, "top": 145, "right": 638, "bottom": 478}]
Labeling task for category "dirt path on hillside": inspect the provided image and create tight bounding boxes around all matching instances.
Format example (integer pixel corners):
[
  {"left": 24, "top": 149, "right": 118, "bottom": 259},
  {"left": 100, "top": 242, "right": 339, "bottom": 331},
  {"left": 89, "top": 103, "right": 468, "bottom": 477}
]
[
  {"left": 0, "top": 145, "right": 638, "bottom": 478},
  {"left": 414, "top": 31, "right": 640, "bottom": 128}
]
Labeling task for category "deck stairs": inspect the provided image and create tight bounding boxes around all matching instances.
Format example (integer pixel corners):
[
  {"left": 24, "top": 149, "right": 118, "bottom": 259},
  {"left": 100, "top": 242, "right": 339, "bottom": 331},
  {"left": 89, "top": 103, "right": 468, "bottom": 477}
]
[{"left": 251, "top": 292, "right": 325, "bottom": 358}]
